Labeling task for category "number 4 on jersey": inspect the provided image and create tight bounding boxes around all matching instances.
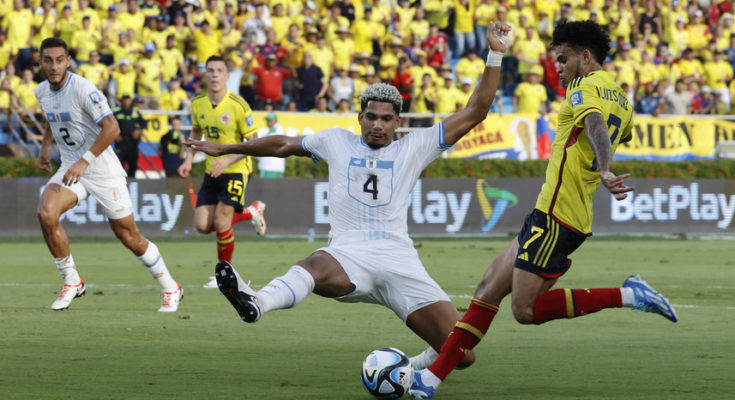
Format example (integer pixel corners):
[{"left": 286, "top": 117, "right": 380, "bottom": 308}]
[{"left": 363, "top": 175, "right": 378, "bottom": 200}]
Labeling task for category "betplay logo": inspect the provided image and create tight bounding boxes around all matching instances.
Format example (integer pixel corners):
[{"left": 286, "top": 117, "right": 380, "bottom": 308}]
[{"left": 476, "top": 180, "right": 518, "bottom": 232}]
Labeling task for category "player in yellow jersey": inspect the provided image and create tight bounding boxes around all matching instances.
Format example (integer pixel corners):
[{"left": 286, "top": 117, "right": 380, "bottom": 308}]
[
  {"left": 178, "top": 56, "right": 267, "bottom": 282},
  {"left": 409, "top": 21, "right": 678, "bottom": 400}
]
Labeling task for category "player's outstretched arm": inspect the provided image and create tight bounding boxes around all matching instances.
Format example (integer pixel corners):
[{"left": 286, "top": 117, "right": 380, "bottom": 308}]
[
  {"left": 584, "top": 112, "right": 635, "bottom": 200},
  {"left": 441, "top": 22, "right": 511, "bottom": 146},
  {"left": 185, "top": 134, "right": 310, "bottom": 158}
]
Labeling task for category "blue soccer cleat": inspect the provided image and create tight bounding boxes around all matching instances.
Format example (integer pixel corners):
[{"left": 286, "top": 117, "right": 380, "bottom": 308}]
[
  {"left": 623, "top": 274, "right": 678, "bottom": 322},
  {"left": 408, "top": 370, "right": 436, "bottom": 399}
]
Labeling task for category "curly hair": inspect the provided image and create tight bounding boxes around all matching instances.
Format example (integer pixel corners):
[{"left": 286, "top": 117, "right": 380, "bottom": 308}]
[
  {"left": 359, "top": 83, "right": 403, "bottom": 115},
  {"left": 551, "top": 20, "right": 611, "bottom": 65}
]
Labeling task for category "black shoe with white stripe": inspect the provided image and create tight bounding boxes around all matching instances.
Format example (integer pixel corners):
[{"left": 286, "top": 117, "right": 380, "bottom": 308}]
[{"left": 215, "top": 260, "right": 262, "bottom": 323}]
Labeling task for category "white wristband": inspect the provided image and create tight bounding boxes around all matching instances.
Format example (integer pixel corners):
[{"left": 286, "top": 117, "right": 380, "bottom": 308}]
[
  {"left": 486, "top": 51, "right": 504, "bottom": 67},
  {"left": 82, "top": 150, "right": 96, "bottom": 164}
]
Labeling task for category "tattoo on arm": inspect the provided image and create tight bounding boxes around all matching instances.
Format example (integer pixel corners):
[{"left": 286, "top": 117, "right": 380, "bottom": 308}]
[{"left": 584, "top": 112, "right": 612, "bottom": 172}]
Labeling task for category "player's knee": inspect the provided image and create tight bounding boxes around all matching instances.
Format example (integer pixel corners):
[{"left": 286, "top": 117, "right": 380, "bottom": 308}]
[
  {"left": 194, "top": 220, "right": 213, "bottom": 234},
  {"left": 511, "top": 302, "right": 535, "bottom": 324},
  {"left": 37, "top": 207, "right": 58, "bottom": 227}
]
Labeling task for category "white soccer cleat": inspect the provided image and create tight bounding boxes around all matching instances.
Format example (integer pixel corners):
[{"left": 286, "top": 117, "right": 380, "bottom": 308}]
[
  {"left": 203, "top": 276, "right": 218, "bottom": 289},
  {"left": 51, "top": 280, "right": 86, "bottom": 311},
  {"left": 158, "top": 282, "right": 183, "bottom": 312},
  {"left": 248, "top": 201, "right": 267, "bottom": 236}
]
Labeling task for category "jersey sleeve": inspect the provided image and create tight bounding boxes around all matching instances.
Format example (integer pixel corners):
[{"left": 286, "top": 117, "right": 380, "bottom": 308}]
[
  {"left": 235, "top": 100, "right": 258, "bottom": 139},
  {"left": 402, "top": 120, "right": 450, "bottom": 169},
  {"left": 300, "top": 128, "right": 347, "bottom": 163},
  {"left": 568, "top": 77, "right": 604, "bottom": 128},
  {"left": 79, "top": 80, "right": 113, "bottom": 125}
]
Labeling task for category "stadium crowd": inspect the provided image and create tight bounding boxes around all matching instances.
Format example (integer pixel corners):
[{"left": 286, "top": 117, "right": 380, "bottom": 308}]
[{"left": 2, "top": 0, "right": 735, "bottom": 131}]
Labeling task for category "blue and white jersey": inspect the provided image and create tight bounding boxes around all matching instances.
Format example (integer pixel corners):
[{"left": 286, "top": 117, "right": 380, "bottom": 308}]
[
  {"left": 35, "top": 72, "right": 125, "bottom": 179},
  {"left": 301, "top": 122, "right": 451, "bottom": 246}
]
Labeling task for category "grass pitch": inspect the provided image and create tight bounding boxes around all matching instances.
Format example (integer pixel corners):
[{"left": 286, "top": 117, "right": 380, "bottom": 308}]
[{"left": 1, "top": 236, "right": 733, "bottom": 399}]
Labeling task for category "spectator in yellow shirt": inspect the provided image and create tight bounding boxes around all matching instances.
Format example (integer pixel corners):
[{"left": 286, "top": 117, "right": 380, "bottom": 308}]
[
  {"left": 119, "top": 0, "right": 146, "bottom": 37},
  {"left": 74, "top": 0, "right": 101, "bottom": 32},
  {"left": 159, "top": 35, "right": 186, "bottom": 84},
  {"left": 679, "top": 48, "right": 704, "bottom": 86},
  {"left": 408, "top": 8, "right": 430, "bottom": 43},
  {"left": 281, "top": 24, "right": 306, "bottom": 71},
  {"left": 473, "top": 0, "right": 493, "bottom": 57},
  {"left": 55, "top": 5, "right": 77, "bottom": 51},
  {"left": 188, "top": 10, "right": 221, "bottom": 71},
  {"left": 111, "top": 58, "right": 137, "bottom": 99},
  {"left": 136, "top": 42, "right": 164, "bottom": 108},
  {"left": 453, "top": 0, "right": 476, "bottom": 58},
  {"left": 409, "top": 50, "right": 437, "bottom": 90},
  {"left": 12, "top": 68, "right": 40, "bottom": 121},
  {"left": 455, "top": 50, "right": 484, "bottom": 87},
  {"left": 270, "top": 3, "right": 291, "bottom": 43},
  {"left": 0, "top": 29, "right": 16, "bottom": 70},
  {"left": 435, "top": 73, "right": 460, "bottom": 114},
  {"left": 1, "top": 0, "right": 32, "bottom": 69},
  {"left": 513, "top": 26, "right": 545, "bottom": 75},
  {"left": 332, "top": 25, "right": 355, "bottom": 71},
  {"left": 159, "top": 78, "right": 190, "bottom": 113},
  {"left": 704, "top": 50, "right": 734, "bottom": 111},
  {"left": 71, "top": 16, "right": 101, "bottom": 64},
  {"left": 455, "top": 76, "right": 473, "bottom": 111},
  {"left": 32, "top": 0, "right": 57, "bottom": 48},
  {"left": 78, "top": 51, "right": 110, "bottom": 91},
  {"left": 513, "top": 65, "right": 548, "bottom": 114},
  {"left": 412, "top": 73, "right": 437, "bottom": 128}
]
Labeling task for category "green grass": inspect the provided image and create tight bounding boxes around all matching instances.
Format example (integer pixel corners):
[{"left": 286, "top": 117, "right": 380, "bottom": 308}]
[{"left": 1, "top": 237, "right": 733, "bottom": 399}]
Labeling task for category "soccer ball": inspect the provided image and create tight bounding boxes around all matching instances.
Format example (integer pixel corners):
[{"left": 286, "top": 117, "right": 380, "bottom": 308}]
[{"left": 360, "top": 347, "right": 413, "bottom": 399}]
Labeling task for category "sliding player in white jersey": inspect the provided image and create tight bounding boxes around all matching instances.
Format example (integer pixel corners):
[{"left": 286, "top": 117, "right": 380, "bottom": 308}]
[
  {"left": 186, "top": 23, "right": 512, "bottom": 369},
  {"left": 35, "top": 38, "right": 182, "bottom": 312}
]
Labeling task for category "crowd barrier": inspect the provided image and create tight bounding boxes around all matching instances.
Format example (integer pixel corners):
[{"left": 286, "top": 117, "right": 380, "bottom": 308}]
[{"left": 2, "top": 177, "right": 733, "bottom": 237}]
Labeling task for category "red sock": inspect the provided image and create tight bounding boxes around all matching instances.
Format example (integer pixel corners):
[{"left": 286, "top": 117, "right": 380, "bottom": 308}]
[
  {"left": 232, "top": 208, "right": 253, "bottom": 224},
  {"left": 216, "top": 228, "right": 235, "bottom": 262},
  {"left": 188, "top": 183, "right": 197, "bottom": 210},
  {"left": 533, "top": 288, "right": 622, "bottom": 324},
  {"left": 428, "top": 298, "right": 499, "bottom": 381}
]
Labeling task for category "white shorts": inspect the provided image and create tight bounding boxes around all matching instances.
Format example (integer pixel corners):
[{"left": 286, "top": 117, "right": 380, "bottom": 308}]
[
  {"left": 319, "top": 240, "right": 451, "bottom": 322},
  {"left": 48, "top": 168, "right": 133, "bottom": 220}
]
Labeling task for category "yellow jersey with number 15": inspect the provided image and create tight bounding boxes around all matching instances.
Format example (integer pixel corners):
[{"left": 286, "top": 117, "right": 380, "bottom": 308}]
[
  {"left": 192, "top": 91, "right": 258, "bottom": 175},
  {"left": 535, "top": 70, "right": 633, "bottom": 235}
]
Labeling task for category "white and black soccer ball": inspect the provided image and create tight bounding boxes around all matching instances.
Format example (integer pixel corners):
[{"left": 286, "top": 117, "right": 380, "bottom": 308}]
[{"left": 360, "top": 347, "right": 413, "bottom": 399}]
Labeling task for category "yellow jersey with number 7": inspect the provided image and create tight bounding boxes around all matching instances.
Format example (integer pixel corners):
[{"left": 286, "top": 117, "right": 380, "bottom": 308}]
[
  {"left": 192, "top": 91, "right": 258, "bottom": 175},
  {"left": 535, "top": 70, "right": 633, "bottom": 235}
]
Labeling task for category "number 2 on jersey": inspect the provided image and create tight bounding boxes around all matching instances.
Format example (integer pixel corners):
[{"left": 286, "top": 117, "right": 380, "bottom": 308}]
[{"left": 59, "top": 127, "right": 76, "bottom": 146}]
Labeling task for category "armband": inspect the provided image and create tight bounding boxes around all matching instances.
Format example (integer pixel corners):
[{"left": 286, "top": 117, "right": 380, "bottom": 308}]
[{"left": 82, "top": 150, "right": 97, "bottom": 164}]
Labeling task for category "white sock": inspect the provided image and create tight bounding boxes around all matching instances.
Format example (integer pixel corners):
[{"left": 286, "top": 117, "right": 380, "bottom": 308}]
[
  {"left": 55, "top": 255, "right": 80, "bottom": 284},
  {"left": 410, "top": 347, "right": 438, "bottom": 370},
  {"left": 420, "top": 369, "right": 442, "bottom": 388},
  {"left": 257, "top": 265, "right": 315, "bottom": 314},
  {"left": 620, "top": 287, "right": 634, "bottom": 307},
  {"left": 138, "top": 241, "right": 177, "bottom": 291}
]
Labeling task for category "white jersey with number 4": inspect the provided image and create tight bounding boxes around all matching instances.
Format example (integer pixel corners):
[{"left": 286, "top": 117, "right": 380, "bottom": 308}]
[
  {"left": 301, "top": 122, "right": 451, "bottom": 246},
  {"left": 35, "top": 72, "right": 125, "bottom": 179}
]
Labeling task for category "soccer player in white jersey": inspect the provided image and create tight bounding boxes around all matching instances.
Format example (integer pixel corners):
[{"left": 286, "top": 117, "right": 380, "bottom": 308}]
[
  {"left": 35, "top": 38, "right": 183, "bottom": 312},
  {"left": 187, "top": 23, "right": 511, "bottom": 369}
]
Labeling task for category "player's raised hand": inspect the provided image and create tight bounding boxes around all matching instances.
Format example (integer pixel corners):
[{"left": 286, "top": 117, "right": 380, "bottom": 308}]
[
  {"left": 600, "top": 171, "right": 635, "bottom": 201},
  {"left": 487, "top": 22, "right": 512, "bottom": 53}
]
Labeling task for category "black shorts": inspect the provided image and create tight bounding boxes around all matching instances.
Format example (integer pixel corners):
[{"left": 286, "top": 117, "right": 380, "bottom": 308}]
[
  {"left": 514, "top": 209, "right": 587, "bottom": 279},
  {"left": 196, "top": 173, "right": 247, "bottom": 212}
]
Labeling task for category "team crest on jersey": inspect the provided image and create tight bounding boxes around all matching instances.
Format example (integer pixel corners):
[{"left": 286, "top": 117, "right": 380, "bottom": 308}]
[
  {"left": 367, "top": 160, "right": 376, "bottom": 169},
  {"left": 571, "top": 91, "right": 583, "bottom": 107},
  {"left": 220, "top": 113, "right": 231, "bottom": 124},
  {"left": 246, "top": 115, "right": 254, "bottom": 126}
]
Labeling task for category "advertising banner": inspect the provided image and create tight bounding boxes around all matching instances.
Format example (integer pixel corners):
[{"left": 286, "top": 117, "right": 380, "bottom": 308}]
[{"left": 2, "top": 178, "right": 732, "bottom": 238}]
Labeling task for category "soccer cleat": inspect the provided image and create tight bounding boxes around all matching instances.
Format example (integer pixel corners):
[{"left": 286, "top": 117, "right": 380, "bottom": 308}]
[
  {"left": 248, "top": 201, "right": 267, "bottom": 236},
  {"left": 623, "top": 274, "right": 678, "bottom": 322},
  {"left": 158, "top": 282, "right": 184, "bottom": 312},
  {"left": 202, "top": 276, "right": 218, "bottom": 289},
  {"left": 408, "top": 370, "right": 436, "bottom": 399},
  {"left": 51, "top": 280, "right": 86, "bottom": 311},
  {"left": 215, "top": 260, "right": 262, "bottom": 323}
]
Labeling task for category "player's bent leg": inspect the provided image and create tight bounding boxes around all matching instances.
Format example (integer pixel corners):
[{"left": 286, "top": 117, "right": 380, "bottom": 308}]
[
  {"left": 510, "top": 268, "right": 558, "bottom": 324},
  {"left": 405, "top": 301, "right": 476, "bottom": 369},
  {"left": 109, "top": 215, "right": 182, "bottom": 311},
  {"left": 410, "top": 239, "right": 518, "bottom": 399},
  {"left": 193, "top": 205, "right": 216, "bottom": 234},
  {"left": 37, "top": 183, "right": 78, "bottom": 258},
  {"left": 214, "top": 203, "right": 236, "bottom": 262},
  {"left": 299, "top": 251, "right": 355, "bottom": 298}
]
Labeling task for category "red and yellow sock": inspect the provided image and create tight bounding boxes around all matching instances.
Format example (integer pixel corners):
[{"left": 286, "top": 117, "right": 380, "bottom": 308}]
[
  {"left": 188, "top": 183, "right": 197, "bottom": 210},
  {"left": 428, "top": 298, "right": 499, "bottom": 381},
  {"left": 216, "top": 228, "right": 235, "bottom": 262},
  {"left": 232, "top": 208, "right": 253, "bottom": 225},
  {"left": 533, "top": 288, "right": 622, "bottom": 324}
]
